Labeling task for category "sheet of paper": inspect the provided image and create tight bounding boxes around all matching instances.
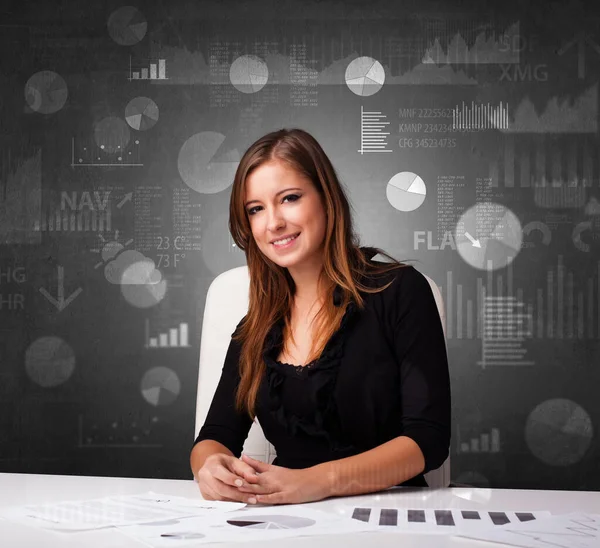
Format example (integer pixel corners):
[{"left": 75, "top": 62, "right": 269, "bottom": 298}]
[
  {"left": 458, "top": 512, "right": 600, "bottom": 548},
  {"left": 338, "top": 505, "right": 551, "bottom": 535},
  {"left": 116, "top": 504, "right": 379, "bottom": 547},
  {"left": 0, "top": 491, "right": 244, "bottom": 532},
  {"left": 115, "top": 492, "right": 245, "bottom": 515}
]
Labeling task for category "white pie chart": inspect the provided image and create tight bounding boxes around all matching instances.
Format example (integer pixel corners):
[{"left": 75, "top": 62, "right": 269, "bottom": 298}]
[
  {"left": 230, "top": 55, "right": 269, "bottom": 93},
  {"left": 455, "top": 202, "right": 523, "bottom": 271},
  {"left": 345, "top": 56, "right": 385, "bottom": 96},
  {"left": 178, "top": 131, "right": 240, "bottom": 194},
  {"left": 386, "top": 172, "right": 427, "bottom": 212}
]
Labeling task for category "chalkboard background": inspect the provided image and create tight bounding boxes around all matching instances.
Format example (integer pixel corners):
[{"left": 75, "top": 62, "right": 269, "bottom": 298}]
[{"left": 1, "top": 0, "right": 599, "bottom": 490}]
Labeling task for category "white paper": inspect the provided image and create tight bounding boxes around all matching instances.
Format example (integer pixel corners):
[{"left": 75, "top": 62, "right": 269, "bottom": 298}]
[
  {"left": 458, "top": 512, "right": 600, "bottom": 548},
  {"left": 117, "top": 504, "right": 379, "bottom": 546},
  {"left": 338, "top": 505, "right": 551, "bottom": 535},
  {"left": 0, "top": 491, "right": 245, "bottom": 532}
]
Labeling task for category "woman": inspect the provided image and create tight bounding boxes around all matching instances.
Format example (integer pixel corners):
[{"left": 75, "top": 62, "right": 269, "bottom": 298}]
[{"left": 190, "top": 128, "right": 450, "bottom": 505}]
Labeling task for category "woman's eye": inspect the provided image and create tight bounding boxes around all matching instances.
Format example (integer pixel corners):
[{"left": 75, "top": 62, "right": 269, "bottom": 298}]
[{"left": 247, "top": 194, "right": 300, "bottom": 216}]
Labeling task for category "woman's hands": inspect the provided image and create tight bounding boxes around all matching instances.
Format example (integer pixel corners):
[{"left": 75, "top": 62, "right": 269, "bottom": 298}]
[
  {"left": 196, "top": 453, "right": 331, "bottom": 505},
  {"left": 235, "top": 454, "right": 330, "bottom": 505},
  {"left": 196, "top": 453, "right": 262, "bottom": 503}
]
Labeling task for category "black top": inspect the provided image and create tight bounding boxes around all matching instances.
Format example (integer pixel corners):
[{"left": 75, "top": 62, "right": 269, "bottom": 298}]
[{"left": 193, "top": 251, "right": 451, "bottom": 487}]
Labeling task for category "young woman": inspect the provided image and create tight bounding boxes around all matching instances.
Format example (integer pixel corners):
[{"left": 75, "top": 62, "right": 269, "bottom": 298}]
[{"left": 190, "top": 128, "right": 451, "bottom": 505}]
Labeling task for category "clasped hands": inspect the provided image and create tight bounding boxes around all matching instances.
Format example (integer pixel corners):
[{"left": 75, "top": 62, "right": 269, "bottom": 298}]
[{"left": 197, "top": 453, "right": 329, "bottom": 505}]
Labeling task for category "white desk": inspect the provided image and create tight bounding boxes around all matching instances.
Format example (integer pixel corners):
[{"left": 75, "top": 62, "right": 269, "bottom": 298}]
[{"left": 1, "top": 473, "right": 598, "bottom": 547}]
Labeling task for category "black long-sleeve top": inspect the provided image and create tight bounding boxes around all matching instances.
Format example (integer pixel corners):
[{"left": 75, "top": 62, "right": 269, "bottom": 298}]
[{"left": 193, "top": 257, "right": 451, "bottom": 487}]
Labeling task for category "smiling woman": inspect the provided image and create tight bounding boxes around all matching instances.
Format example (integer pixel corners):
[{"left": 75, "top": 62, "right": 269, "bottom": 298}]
[
  {"left": 191, "top": 128, "right": 451, "bottom": 505},
  {"left": 244, "top": 160, "right": 328, "bottom": 294}
]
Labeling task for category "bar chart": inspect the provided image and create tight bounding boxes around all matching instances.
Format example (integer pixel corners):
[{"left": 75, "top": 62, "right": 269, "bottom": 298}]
[
  {"left": 442, "top": 255, "right": 600, "bottom": 343},
  {"left": 129, "top": 56, "right": 168, "bottom": 81},
  {"left": 0, "top": 148, "right": 42, "bottom": 244},
  {"left": 488, "top": 134, "right": 596, "bottom": 189},
  {"left": 346, "top": 505, "right": 550, "bottom": 534},
  {"left": 453, "top": 101, "right": 509, "bottom": 130},
  {"left": 34, "top": 208, "right": 111, "bottom": 232},
  {"left": 144, "top": 318, "right": 190, "bottom": 349},
  {"left": 536, "top": 255, "right": 600, "bottom": 339},
  {"left": 456, "top": 425, "right": 501, "bottom": 454},
  {"left": 357, "top": 106, "right": 392, "bottom": 154},
  {"left": 445, "top": 257, "right": 526, "bottom": 340}
]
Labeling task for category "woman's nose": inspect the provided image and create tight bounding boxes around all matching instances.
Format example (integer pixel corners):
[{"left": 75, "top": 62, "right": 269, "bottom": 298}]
[{"left": 267, "top": 209, "right": 285, "bottom": 230}]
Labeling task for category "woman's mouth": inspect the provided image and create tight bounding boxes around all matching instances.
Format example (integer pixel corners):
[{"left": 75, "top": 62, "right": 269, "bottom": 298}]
[{"left": 272, "top": 233, "right": 300, "bottom": 248}]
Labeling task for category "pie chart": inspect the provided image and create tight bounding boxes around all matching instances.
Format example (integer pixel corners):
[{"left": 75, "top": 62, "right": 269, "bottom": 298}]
[
  {"left": 141, "top": 367, "right": 181, "bottom": 406},
  {"left": 345, "top": 56, "right": 385, "bottom": 96},
  {"left": 386, "top": 172, "right": 427, "bottom": 212},
  {"left": 25, "top": 71, "right": 68, "bottom": 114},
  {"left": 178, "top": 131, "right": 240, "bottom": 194},
  {"left": 455, "top": 202, "right": 523, "bottom": 271},
  {"left": 525, "top": 398, "right": 593, "bottom": 466},
  {"left": 230, "top": 55, "right": 269, "bottom": 93},
  {"left": 160, "top": 532, "right": 205, "bottom": 539},
  {"left": 25, "top": 336, "right": 75, "bottom": 387},
  {"left": 227, "top": 515, "right": 316, "bottom": 529},
  {"left": 125, "top": 97, "right": 159, "bottom": 131},
  {"left": 107, "top": 6, "right": 147, "bottom": 46}
]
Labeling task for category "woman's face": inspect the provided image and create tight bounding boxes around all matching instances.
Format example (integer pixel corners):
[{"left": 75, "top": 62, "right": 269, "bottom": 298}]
[{"left": 244, "top": 159, "right": 327, "bottom": 271}]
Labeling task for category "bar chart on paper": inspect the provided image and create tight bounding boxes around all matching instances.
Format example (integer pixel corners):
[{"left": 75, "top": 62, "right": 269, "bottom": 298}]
[{"left": 345, "top": 506, "right": 550, "bottom": 534}]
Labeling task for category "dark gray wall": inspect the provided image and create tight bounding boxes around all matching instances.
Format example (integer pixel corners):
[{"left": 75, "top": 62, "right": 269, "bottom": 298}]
[{"left": 1, "top": 0, "right": 598, "bottom": 489}]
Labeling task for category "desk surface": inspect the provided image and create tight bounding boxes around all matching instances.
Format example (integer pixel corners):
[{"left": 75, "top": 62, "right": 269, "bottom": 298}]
[{"left": 1, "top": 473, "right": 598, "bottom": 547}]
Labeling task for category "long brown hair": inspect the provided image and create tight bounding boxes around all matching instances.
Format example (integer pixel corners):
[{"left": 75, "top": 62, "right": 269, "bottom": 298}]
[{"left": 229, "top": 128, "right": 413, "bottom": 418}]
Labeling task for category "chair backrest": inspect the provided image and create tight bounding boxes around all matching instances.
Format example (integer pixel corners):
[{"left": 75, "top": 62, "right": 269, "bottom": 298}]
[{"left": 195, "top": 265, "right": 451, "bottom": 488}]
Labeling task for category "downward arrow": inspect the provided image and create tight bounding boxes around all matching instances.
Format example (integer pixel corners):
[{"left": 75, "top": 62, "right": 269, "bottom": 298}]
[
  {"left": 39, "top": 266, "right": 83, "bottom": 311},
  {"left": 464, "top": 232, "right": 482, "bottom": 248}
]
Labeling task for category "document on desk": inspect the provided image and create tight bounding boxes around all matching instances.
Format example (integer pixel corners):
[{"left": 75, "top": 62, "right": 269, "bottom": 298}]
[
  {"left": 457, "top": 512, "right": 600, "bottom": 548},
  {"left": 116, "top": 505, "right": 379, "bottom": 547},
  {"left": 339, "top": 505, "right": 551, "bottom": 534},
  {"left": 0, "top": 492, "right": 245, "bottom": 532}
]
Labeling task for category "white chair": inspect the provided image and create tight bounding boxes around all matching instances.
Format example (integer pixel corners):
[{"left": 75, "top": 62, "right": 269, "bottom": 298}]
[{"left": 195, "top": 265, "right": 451, "bottom": 488}]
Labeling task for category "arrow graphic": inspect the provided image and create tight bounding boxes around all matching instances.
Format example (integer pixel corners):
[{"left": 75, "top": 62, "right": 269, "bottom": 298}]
[
  {"left": 557, "top": 31, "right": 600, "bottom": 79},
  {"left": 464, "top": 232, "right": 482, "bottom": 248},
  {"left": 117, "top": 192, "right": 133, "bottom": 208},
  {"left": 39, "top": 266, "right": 83, "bottom": 311}
]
